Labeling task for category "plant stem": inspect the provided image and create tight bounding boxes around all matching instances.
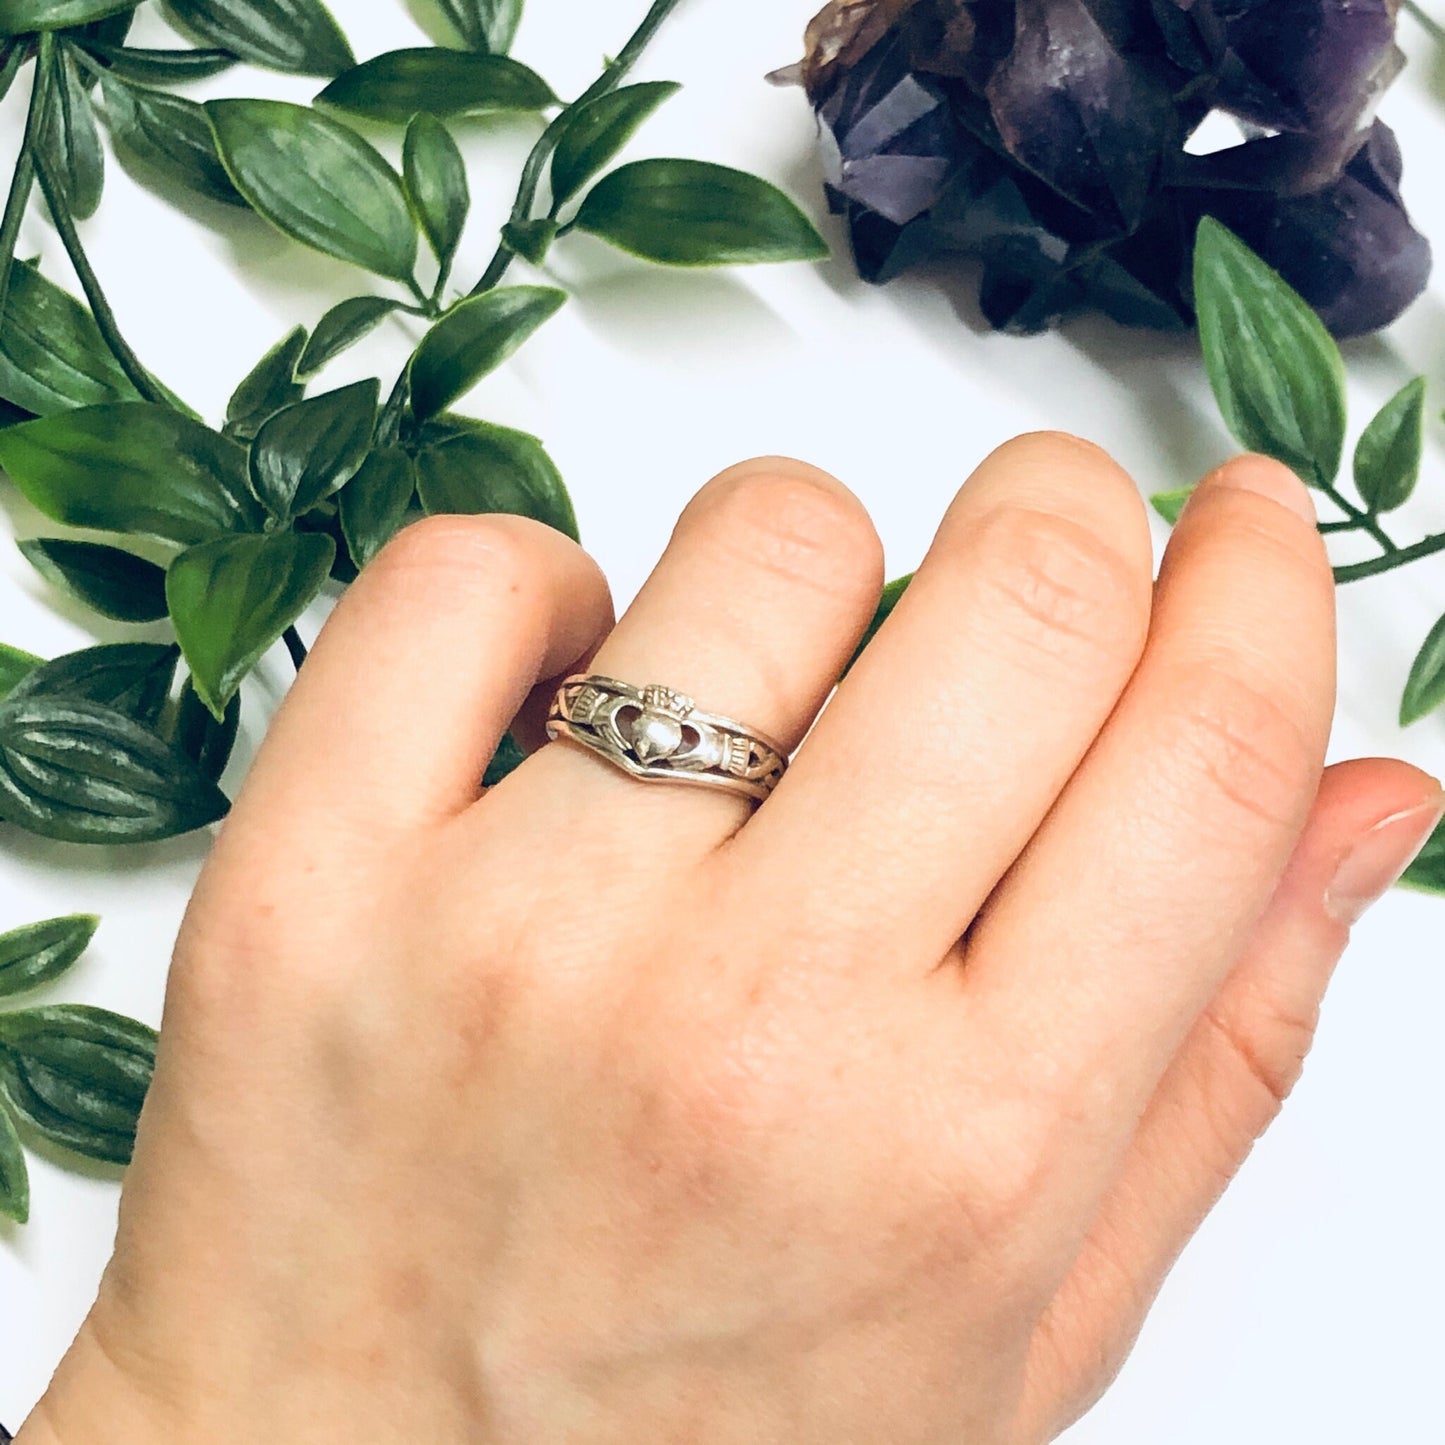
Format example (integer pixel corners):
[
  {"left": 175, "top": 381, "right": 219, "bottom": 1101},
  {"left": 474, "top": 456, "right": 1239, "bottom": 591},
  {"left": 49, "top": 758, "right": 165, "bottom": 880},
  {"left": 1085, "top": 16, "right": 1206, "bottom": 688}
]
[
  {"left": 0, "top": 42, "right": 47, "bottom": 334},
  {"left": 1334, "top": 530, "right": 1445, "bottom": 584},
  {"left": 1405, "top": 1, "right": 1445, "bottom": 44},
  {"left": 469, "top": 0, "right": 689, "bottom": 296},
  {"left": 1319, "top": 480, "right": 1396, "bottom": 553},
  {"left": 282, "top": 626, "right": 308, "bottom": 670}
]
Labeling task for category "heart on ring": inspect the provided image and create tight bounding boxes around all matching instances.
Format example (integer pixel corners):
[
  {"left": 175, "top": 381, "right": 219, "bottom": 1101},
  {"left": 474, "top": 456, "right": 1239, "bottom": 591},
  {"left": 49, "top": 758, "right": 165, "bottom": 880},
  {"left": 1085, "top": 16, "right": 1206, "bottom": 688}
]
[{"left": 631, "top": 709, "right": 685, "bottom": 763}]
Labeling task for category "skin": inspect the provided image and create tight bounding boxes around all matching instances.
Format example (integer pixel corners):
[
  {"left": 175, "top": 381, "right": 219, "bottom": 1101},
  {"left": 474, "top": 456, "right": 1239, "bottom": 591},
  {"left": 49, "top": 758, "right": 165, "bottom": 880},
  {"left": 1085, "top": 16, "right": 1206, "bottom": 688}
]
[{"left": 16, "top": 435, "right": 1441, "bottom": 1444}]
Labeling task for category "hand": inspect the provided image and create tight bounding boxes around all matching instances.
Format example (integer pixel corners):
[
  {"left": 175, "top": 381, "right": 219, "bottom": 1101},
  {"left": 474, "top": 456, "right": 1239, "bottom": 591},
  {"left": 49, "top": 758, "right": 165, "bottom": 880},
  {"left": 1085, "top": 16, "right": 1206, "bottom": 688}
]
[{"left": 21, "top": 436, "right": 1440, "bottom": 1444}]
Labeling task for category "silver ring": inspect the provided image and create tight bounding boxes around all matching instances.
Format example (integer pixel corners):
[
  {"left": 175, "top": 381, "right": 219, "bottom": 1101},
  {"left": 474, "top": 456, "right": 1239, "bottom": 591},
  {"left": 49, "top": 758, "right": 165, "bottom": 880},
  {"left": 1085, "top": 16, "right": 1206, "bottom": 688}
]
[{"left": 546, "top": 675, "right": 788, "bottom": 804}]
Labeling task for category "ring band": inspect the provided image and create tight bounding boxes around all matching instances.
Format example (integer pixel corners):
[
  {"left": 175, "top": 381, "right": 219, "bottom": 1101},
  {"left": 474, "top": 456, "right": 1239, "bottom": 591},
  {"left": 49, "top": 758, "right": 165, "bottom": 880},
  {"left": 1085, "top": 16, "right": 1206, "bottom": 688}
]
[{"left": 546, "top": 675, "right": 788, "bottom": 804}]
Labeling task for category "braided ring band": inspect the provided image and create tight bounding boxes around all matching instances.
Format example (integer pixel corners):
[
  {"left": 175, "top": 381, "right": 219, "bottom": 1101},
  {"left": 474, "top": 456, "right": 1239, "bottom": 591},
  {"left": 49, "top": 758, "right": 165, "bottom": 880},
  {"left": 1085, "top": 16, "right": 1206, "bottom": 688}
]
[{"left": 545, "top": 675, "right": 788, "bottom": 804}]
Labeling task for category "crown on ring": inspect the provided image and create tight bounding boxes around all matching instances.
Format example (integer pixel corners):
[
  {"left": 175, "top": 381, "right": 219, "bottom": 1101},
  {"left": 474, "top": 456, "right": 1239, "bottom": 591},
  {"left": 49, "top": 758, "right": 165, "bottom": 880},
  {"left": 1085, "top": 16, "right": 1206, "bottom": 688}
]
[{"left": 641, "top": 684, "right": 694, "bottom": 720}]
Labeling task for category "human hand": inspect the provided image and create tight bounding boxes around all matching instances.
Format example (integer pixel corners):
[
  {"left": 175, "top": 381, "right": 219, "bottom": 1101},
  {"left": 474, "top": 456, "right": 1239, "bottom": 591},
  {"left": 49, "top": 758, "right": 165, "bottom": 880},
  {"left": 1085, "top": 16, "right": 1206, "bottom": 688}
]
[{"left": 21, "top": 436, "right": 1441, "bottom": 1444}]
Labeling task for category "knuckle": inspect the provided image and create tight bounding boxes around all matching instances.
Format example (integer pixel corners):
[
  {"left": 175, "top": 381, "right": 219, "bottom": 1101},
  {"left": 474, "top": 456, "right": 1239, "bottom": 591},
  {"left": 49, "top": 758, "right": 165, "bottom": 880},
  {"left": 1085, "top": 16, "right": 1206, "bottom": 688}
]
[
  {"left": 693, "top": 463, "right": 883, "bottom": 597},
  {"left": 1168, "top": 667, "right": 1318, "bottom": 835},
  {"left": 1200, "top": 990, "right": 1320, "bottom": 1127},
  {"left": 971, "top": 507, "right": 1149, "bottom": 659}
]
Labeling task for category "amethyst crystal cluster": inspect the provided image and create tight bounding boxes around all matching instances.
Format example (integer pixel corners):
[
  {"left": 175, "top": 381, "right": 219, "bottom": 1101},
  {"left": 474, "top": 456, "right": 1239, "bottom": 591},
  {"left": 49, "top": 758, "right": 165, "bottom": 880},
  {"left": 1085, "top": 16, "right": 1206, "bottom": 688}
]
[{"left": 798, "top": 0, "right": 1431, "bottom": 336}]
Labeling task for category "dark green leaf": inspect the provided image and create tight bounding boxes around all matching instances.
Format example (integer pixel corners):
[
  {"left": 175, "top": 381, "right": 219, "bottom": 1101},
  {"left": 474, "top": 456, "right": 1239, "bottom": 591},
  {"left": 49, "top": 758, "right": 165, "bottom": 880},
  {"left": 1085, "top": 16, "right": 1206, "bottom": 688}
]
[
  {"left": 403, "top": 113, "right": 468, "bottom": 270},
  {"left": 409, "top": 286, "right": 565, "bottom": 420},
  {"left": 77, "top": 8, "right": 132, "bottom": 47},
  {"left": 0, "top": 694, "right": 228, "bottom": 843},
  {"left": 0, "top": 261, "right": 141, "bottom": 416},
  {"left": 0, "top": 1102, "right": 27, "bottom": 1222},
  {"left": 225, "top": 326, "right": 307, "bottom": 442},
  {"left": 0, "top": 396, "right": 35, "bottom": 428},
  {"left": 0, "top": 915, "right": 99, "bottom": 999},
  {"left": 208, "top": 99, "right": 418, "bottom": 281},
  {"left": 339, "top": 447, "right": 414, "bottom": 567},
  {"left": 1193, "top": 217, "right": 1347, "bottom": 488},
  {"left": 167, "top": 531, "right": 334, "bottom": 718},
  {"left": 0, "top": 403, "right": 262, "bottom": 544},
  {"left": 415, "top": 422, "right": 575, "bottom": 539},
  {"left": 40, "top": 46, "right": 105, "bottom": 222},
  {"left": 0, "top": 642, "right": 42, "bottom": 699},
  {"left": 102, "top": 75, "right": 244, "bottom": 209},
  {"left": 10, "top": 642, "right": 180, "bottom": 729},
  {"left": 0, "top": 1005, "right": 154, "bottom": 1164},
  {"left": 1150, "top": 488, "right": 1195, "bottom": 525},
  {"left": 1354, "top": 377, "right": 1426, "bottom": 515},
  {"left": 550, "top": 81, "right": 680, "bottom": 209},
  {"left": 848, "top": 574, "right": 911, "bottom": 673},
  {"left": 298, "top": 296, "right": 399, "bottom": 378},
  {"left": 249, "top": 379, "right": 378, "bottom": 523},
  {"left": 500, "top": 216, "right": 557, "bottom": 265},
  {"left": 1399, "top": 815, "right": 1445, "bottom": 896},
  {"left": 436, "top": 0, "right": 523, "bottom": 52},
  {"left": 316, "top": 47, "right": 554, "bottom": 123},
  {"left": 83, "top": 40, "right": 237, "bottom": 83},
  {"left": 483, "top": 730, "right": 524, "bottom": 786},
  {"left": 163, "top": 0, "right": 352, "bottom": 77},
  {"left": 0, "top": 0, "right": 135, "bottom": 34},
  {"left": 166, "top": 676, "right": 239, "bottom": 783},
  {"left": 1401, "top": 613, "right": 1445, "bottom": 726},
  {"left": 19, "top": 538, "right": 169, "bottom": 623},
  {"left": 574, "top": 159, "right": 830, "bottom": 267}
]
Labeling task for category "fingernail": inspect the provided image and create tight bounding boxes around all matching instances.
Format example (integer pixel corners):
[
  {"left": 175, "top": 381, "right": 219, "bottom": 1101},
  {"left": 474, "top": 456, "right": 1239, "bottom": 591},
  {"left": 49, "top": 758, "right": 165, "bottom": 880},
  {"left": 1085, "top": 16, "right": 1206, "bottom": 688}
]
[
  {"left": 1209, "top": 456, "right": 1318, "bottom": 524},
  {"left": 1325, "top": 792, "right": 1445, "bottom": 925}
]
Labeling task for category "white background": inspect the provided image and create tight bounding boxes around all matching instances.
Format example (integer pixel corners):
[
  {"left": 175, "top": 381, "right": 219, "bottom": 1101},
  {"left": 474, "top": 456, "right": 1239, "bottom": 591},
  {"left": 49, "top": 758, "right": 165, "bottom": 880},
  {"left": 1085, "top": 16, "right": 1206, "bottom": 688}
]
[{"left": 2, "top": 0, "right": 1444, "bottom": 1437}]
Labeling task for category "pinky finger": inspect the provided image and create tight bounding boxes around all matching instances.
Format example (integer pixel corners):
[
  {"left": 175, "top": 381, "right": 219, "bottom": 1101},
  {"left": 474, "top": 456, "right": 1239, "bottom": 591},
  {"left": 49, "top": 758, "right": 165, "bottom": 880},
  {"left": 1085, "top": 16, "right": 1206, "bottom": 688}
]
[{"left": 1014, "top": 757, "right": 1444, "bottom": 1441}]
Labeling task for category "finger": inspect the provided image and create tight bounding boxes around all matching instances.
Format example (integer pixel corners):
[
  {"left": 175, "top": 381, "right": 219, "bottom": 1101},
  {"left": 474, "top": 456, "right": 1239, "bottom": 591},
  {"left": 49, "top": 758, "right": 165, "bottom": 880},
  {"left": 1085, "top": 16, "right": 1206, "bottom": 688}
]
[
  {"left": 518, "top": 456, "right": 884, "bottom": 845},
  {"left": 229, "top": 514, "right": 613, "bottom": 840},
  {"left": 1012, "top": 759, "right": 1442, "bottom": 1442},
  {"left": 734, "top": 433, "right": 1155, "bottom": 965},
  {"left": 952, "top": 455, "right": 1336, "bottom": 1189}
]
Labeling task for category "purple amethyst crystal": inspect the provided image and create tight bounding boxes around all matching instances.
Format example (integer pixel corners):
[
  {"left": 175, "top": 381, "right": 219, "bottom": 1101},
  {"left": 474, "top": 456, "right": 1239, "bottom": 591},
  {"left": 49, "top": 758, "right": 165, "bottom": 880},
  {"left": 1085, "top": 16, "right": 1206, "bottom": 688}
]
[{"left": 798, "top": 0, "right": 1430, "bottom": 336}]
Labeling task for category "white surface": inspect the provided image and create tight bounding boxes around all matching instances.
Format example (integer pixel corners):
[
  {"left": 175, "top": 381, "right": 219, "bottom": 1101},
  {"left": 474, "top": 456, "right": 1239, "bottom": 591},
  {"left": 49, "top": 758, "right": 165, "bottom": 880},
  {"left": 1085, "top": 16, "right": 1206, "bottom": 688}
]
[{"left": 1, "top": 0, "right": 1444, "bottom": 1436}]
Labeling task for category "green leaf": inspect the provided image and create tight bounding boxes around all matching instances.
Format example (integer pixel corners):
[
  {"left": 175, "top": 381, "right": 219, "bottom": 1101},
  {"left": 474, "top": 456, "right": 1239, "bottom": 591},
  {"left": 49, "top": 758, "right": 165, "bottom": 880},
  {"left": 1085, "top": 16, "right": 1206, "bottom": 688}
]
[
  {"left": 500, "top": 216, "right": 557, "bottom": 266},
  {"left": 0, "top": 642, "right": 43, "bottom": 699},
  {"left": 436, "top": 0, "right": 523, "bottom": 52},
  {"left": 339, "top": 447, "right": 414, "bottom": 567},
  {"left": 166, "top": 676, "right": 239, "bottom": 783},
  {"left": 0, "top": 1103, "right": 27, "bottom": 1223},
  {"left": 41, "top": 45, "right": 105, "bottom": 222},
  {"left": 483, "top": 730, "right": 525, "bottom": 786},
  {"left": 574, "top": 159, "right": 830, "bottom": 267},
  {"left": 10, "top": 642, "right": 180, "bottom": 729},
  {"left": 0, "top": 0, "right": 136, "bottom": 34},
  {"left": 298, "top": 296, "right": 400, "bottom": 378},
  {"left": 1401, "top": 613, "right": 1445, "bottom": 726},
  {"left": 1354, "top": 377, "right": 1426, "bottom": 515},
  {"left": 409, "top": 286, "right": 565, "bottom": 420},
  {"left": 19, "top": 538, "right": 169, "bottom": 623},
  {"left": 249, "top": 379, "right": 378, "bottom": 523},
  {"left": 0, "top": 694, "right": 228, "bottom": 843},
  {"left": 848, "top": 574, "right": 911, "bottom": 673},
  {"left": 163, "top": 0, "right": 352, "bottom": 77},
  {"left": 0, "top": 261, "right": 141, "bottom": 416},
  {"left": 1193, "top": 216, "right": 1347, "bottom": 488},
  {"left": 1399, "top": 815, "right": 1445, "bottom": 895},
  {"left": 550, "top": 81, "right": 680, "bottom": 209},
  {"left": 0, "top": 403, "right": 263, "bottom": 544},
  {"left": 316, "top": 47, "right": 555, "bottom": 124},
  {"left": 83, "top": 41, "right": 238, "bottom": 83},
  {"left": 403, "top": 113, "right": 469, "bottom": 271},
  {"left": 225, "top": 327, "right": 307, "bottom": 443},
  {"left": 0, "top": 1005, "right": 155, "bottom": 1165},
  {"left": 207, "top": 99, "right": 418, "bottom": 281},
  {"left": 415, "top": 422, "right": 576, "bottom": 539},
  {"left": 167, "top": 531, "right": 334, "bottom": 718},
  {"left": 0, "top": 915, "right": 99, "bottom": 999},
  {"left": 101, "top": 75, "right": 244, "bottom": 209},
  {"left": 1151, "top": 487, "right": 1195, "bottom": 526}
]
